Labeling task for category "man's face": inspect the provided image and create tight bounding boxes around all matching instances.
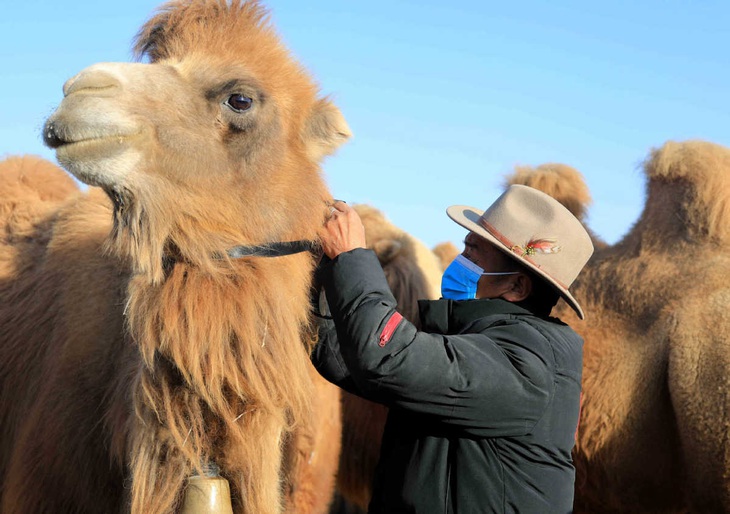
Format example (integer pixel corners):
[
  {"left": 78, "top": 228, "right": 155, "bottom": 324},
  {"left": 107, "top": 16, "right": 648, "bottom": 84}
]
[{"left": 462, "top": 232, "right": 522, "bottom": 300}]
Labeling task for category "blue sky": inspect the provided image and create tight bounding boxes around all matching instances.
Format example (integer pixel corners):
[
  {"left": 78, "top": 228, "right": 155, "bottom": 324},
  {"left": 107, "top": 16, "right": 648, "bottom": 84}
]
[{"left": 2, "top": 0, "right": 729, "bottom": 249}]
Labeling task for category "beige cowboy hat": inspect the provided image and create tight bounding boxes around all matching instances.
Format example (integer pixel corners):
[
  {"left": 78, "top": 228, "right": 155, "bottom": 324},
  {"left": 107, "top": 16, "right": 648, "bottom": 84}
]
[{"left": 446, "top": 184, "right": 594, "bottom": 319}]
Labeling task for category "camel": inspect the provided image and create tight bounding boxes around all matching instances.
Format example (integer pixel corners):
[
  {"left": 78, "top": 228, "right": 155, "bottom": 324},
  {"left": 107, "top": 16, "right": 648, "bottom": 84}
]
[
  {"left": 353, "top": 204, "right": 442, "bottom": 311},
  {"left": 432, "top": 240, "right": 460, "bottom": 271},
  {"left": 507, "top": 141, "right": 730, "bottom": 513},
  {"left": 0, "top": 1, "right": 351, "bottom": 512}
]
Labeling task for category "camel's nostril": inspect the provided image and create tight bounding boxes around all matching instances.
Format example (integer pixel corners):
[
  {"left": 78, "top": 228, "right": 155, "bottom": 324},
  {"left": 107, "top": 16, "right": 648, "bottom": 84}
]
[{"left": 43, "top": 122, "right": 64, "bottom": 149}]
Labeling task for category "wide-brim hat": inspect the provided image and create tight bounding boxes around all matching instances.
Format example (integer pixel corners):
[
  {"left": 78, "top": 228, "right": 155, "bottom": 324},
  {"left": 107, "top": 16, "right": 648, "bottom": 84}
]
[{"left": 447, "top": 184, "right": 594, "bottom": 319}]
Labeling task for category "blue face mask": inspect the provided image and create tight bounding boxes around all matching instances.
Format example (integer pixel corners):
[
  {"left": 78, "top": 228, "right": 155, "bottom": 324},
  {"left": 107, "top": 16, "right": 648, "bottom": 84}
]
[
  {"left": 441, "top": 254, "right": 483, "bottom": 300},
  {"left": 440, "top": 254, "right": 518, "bottom": 300}
]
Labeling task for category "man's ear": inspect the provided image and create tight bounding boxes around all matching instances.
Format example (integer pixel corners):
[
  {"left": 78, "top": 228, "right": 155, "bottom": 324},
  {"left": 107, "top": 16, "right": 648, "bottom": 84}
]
[
  {"left": 501, "top": 273, "right": 532, "bottom": 302},
  {"left": 303, "top": 98, "right": 352, "bottom": 162}
]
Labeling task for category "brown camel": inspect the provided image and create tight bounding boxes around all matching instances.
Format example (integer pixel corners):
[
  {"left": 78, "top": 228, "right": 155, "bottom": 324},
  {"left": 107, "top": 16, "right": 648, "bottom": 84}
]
[
  {"left": 432, "top": 240, "right": 460, "bottom": 271},
  {"left": 0, "top": 1, "right": 351, "bottom": 513},
  {"left": 508, "top": 141, "right": 730, "bottom": 513},
  {"left": 353, "top": 204, "right": 442, "bottom": 310}
]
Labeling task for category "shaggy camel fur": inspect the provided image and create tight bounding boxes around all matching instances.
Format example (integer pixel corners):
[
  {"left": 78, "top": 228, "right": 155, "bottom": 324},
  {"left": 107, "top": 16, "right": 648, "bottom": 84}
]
[
  {"left": 508, "top": 142, "right": 730, "bottom": 513},
  {"left": 0, "top": 2, "right": 351, "bottom": 513},
  {"left": 329, "top": 204, "right": 439, "bottom": 512}
]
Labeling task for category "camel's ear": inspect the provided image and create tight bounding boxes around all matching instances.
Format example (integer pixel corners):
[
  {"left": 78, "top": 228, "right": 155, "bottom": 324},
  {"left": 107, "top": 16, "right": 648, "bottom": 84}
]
[{"left": 304, "top": 98, "right": 352, "bottom": 162}]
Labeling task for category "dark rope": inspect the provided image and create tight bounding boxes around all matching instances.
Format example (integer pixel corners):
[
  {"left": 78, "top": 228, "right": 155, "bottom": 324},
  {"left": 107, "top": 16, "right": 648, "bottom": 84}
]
[{"left": 224, "top": 240, "right": 319, "bottom": 259}]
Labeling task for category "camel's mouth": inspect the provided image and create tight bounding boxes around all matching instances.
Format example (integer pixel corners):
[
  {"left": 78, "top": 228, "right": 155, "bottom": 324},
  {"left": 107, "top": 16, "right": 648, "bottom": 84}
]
[
  {"left": 55, "top": 136, "right": 139, "bottom": 176},
  {"left": 46, "top": 133, "right": 135, "bottom": 151},
  {"left": 45, "top": 122, "right": 142, "bottom": 175},
  {"left": 45, "top": 125, "right": 140, "bottom": 158},
  {"left": 44, "top": 122, "right": 143, "bottom": 189}
]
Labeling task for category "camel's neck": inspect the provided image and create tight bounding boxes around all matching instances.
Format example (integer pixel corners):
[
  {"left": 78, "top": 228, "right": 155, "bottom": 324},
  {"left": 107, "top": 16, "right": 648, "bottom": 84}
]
[
  {"left": 122, "top": 255, "right": 318, "bottom": 514},
  {"left": 127, "top": 255, "right": 314, "bottom": 397}
]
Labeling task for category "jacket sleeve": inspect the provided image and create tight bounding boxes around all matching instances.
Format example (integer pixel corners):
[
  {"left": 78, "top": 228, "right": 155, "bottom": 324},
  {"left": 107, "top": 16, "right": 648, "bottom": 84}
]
[
  {"left": 320, "top": 248, "right": 555, "bottom": 437},
  {"left": 310, "top": 291, "right": 362, "bottom": 395}
]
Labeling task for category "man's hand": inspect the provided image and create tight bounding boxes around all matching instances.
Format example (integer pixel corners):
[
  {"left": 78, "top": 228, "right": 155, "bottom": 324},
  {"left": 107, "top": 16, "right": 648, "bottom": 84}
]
[{"left": 319, "top": 200, "right": 367, "bottom": 258}]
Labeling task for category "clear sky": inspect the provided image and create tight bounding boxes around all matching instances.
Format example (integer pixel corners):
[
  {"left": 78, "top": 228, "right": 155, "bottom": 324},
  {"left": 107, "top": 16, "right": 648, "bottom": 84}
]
[{"left": 2, "top": 0, "right": 729, "bottom": 249}]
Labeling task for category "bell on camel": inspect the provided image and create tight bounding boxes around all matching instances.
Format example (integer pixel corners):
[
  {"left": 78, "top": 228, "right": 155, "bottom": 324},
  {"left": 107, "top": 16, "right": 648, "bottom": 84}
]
[{"left": 180, "top": 462, "right": 234, "bottom": 514}]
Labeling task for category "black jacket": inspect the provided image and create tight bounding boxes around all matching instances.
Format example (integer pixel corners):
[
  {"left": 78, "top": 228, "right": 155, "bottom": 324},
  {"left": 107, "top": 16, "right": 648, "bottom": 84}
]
[{"left": 312, "top": 249, "right": 583, "bottom": 514}]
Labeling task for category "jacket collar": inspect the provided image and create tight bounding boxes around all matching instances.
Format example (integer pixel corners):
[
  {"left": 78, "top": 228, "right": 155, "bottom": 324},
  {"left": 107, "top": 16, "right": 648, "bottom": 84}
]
[{"left": 417, "top": 298, "right": 531, "bottom": 335}]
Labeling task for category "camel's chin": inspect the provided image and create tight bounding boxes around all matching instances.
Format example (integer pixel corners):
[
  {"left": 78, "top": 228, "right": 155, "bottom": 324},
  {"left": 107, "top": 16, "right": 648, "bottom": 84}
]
[{"left": 56, "top": 141, "right": 141, "bottom": 189}]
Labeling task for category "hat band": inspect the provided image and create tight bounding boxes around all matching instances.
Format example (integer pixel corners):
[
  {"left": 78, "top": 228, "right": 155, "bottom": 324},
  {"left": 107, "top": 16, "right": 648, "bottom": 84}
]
[{"left": 477, "top": 218, "right": 569, "bottom": 290}]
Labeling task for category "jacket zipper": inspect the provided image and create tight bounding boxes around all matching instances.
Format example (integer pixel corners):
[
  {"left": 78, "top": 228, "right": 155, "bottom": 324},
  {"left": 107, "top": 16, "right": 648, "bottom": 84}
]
[{"left": 378, "top": 312, "right": 403, "bottom": 347}]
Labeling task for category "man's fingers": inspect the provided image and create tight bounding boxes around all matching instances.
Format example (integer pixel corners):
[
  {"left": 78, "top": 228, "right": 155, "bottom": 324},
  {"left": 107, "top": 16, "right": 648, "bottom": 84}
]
[
  {"left": 326, "top": 199, "right": 347, "bottom": 219},
  {"left": 332, "top": 200, "right": 348, "bottom": 212}
]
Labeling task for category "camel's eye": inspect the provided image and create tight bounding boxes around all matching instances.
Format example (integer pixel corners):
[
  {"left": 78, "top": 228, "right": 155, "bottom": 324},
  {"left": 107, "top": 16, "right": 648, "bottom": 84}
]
[{"left": 226, "top": 94, "right": 253, "bottom": 113}]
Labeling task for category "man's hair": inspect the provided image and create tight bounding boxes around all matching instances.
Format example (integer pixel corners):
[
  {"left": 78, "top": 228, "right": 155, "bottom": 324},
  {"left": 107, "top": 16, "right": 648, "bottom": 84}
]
[{"left": 522, "top": 268, "right": 560, "bottom": 317}]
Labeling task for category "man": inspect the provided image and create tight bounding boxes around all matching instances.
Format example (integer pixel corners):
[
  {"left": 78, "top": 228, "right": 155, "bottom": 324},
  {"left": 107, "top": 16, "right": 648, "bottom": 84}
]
[{"left": 313, "top": 185, "right": 594, "bottom": 513}]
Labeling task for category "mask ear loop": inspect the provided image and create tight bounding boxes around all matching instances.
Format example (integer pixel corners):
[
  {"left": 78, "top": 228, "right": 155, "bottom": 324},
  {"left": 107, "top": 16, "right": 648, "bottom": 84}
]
[{"left": 480, "top": 271, "right": 519, "bottom": 276}]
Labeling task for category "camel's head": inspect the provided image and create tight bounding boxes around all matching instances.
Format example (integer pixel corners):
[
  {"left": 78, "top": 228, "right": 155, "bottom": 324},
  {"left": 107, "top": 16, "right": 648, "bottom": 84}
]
[
  {"left": 353, "top": 204, "right": 431, "bottom": 326},
  {"left": 43, "top": 0, "right": 351, "bottom": 280},
  {"left": 354, "top": 204, "right": 411, "bottom": 265}
]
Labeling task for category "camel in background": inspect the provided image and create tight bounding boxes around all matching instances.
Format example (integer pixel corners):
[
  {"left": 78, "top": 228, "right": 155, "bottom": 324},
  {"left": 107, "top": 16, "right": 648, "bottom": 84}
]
[
  {"left": 0, "top": 1, "right": 350, "bottom": 512},
  {"left": 353, "top": 204, "right": 442, "bottom": 310},
  {"left": 507, "top": 141, "right": 730, "bottom": 512},
  {"left": 432, "top": 240, "right": 460, "bottom": 271}
]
